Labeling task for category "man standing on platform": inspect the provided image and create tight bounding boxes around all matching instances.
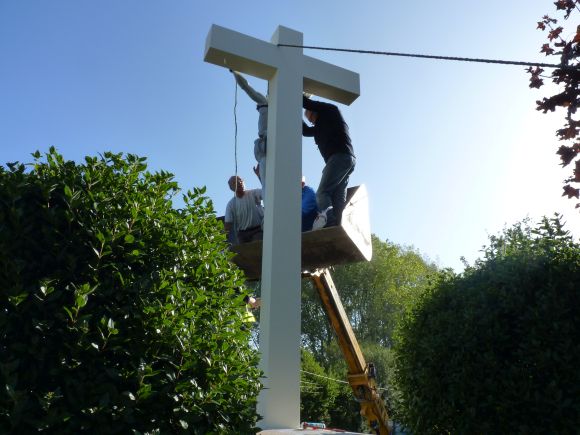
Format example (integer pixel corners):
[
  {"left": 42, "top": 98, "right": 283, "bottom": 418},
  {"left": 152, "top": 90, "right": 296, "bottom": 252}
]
[
  {"left": 231, "top": 71, "right": 269, "bottom": 201},
  {"left": 302, "top": 95, "right": 356, "bottom": 227}
]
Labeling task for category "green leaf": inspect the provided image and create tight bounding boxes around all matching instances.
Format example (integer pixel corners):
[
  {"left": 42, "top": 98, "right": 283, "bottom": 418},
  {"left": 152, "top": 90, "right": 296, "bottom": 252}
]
[
  {"left": 63, "top": 306, "right": 74, "bottom": 321},
  {"left": 75, "top": 293, "right": 88, "bottom": 308},
  {"left": 8, "top": 293, "right": 28, "bottom": 306}
]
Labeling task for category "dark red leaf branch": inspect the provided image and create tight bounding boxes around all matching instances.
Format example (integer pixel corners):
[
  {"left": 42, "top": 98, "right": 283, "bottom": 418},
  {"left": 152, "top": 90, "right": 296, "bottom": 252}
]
[{"left": 530, "top": 1, "right": 580, "bottom": 208}]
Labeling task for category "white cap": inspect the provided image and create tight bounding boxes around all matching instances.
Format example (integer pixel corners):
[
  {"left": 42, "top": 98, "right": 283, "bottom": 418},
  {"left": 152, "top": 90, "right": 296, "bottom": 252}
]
[{"left": 301, "top": 175, "right": 306, "bottom": 183}]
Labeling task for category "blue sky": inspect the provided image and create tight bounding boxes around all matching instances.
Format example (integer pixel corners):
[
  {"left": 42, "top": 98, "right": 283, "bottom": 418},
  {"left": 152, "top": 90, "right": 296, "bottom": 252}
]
[{"left": 1, "top": 0, "right": 578, "bottom": 272}]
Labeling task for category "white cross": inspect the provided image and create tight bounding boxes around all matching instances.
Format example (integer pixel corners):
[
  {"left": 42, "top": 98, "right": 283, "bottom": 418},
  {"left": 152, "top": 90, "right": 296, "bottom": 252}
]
[{"left": 204, "top": 25, "right": 359, "bottom": 429}]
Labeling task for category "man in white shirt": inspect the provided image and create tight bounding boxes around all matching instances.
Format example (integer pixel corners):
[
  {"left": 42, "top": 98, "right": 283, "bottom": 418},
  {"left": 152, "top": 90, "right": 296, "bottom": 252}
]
[{"left": 224, "top": 176, "right": 264, "bottom": 244}]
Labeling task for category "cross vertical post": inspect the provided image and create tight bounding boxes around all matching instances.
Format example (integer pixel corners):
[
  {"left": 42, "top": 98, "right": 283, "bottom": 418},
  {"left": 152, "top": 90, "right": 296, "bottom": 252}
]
[
  {"left": 257, "top": 27, "right": 303, "bottom": 428},
  {"left": 204, "top": 24, "right": 360, "bottom": 429}
]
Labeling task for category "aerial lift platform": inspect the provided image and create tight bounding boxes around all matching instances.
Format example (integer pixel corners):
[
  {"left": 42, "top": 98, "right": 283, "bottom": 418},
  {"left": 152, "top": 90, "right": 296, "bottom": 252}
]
[
  {"left": 229, "top": 185, "right": 372, "bottom": 279},
  {"left": 227, "top": 185, "right": 390, "bottom": 434}
]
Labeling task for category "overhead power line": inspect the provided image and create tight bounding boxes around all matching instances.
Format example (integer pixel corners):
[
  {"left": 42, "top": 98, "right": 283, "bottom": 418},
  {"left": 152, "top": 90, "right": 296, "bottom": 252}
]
[
  {"left": 278, "top": 43, "right": 579, "bottom": 71},
  {"left": 301, "top": 369, "right": 349, "bottom": 385},
  {"left": 301, "top": 369, "right": 387, "bottom": 392}
]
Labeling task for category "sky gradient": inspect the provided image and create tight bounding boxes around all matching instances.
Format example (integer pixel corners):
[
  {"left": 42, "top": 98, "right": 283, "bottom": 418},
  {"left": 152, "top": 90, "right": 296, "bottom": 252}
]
[{"left": 1, "top": 0, "right": 578, "bottom": 271}]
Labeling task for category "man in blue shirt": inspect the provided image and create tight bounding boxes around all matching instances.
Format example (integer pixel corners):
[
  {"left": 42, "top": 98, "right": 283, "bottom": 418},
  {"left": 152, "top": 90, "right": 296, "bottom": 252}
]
[{"left": 302, "top": 176, "right": 317, "bottom": 232}]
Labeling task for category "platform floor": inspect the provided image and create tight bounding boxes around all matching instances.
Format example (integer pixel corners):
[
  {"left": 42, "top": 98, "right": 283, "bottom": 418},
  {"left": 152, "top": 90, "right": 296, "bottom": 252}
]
[{"left": 229, "top": 185, "right": 372, "bottom": 280}]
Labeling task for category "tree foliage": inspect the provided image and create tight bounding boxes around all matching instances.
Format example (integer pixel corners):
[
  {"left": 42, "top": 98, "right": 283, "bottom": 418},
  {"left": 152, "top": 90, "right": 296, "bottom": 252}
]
[
  {"left": 302, "top": 236, "right": 437, "bottom": 362},
  {"left": 301, "top": 235, "right": 437, "bottom": 431},
  {"left": 299, "top": 350, "right": 340, "bottom": 426},
  {"left": 528, "top": 1, "right": 580, "bottom": 205},
  {"left": 394, "top": 215, "right": 580, "bottom": 434},
  {"left": 0, "top": 149, "right": 261, "bottom": 434}
]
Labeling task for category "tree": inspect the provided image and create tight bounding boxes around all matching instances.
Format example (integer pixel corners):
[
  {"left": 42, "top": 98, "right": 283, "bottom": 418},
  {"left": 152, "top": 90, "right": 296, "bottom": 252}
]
[
  {"left": 0, "top": 149, "right": 262, "bottom": 434},
  {"left": 302, "top": 236, "right": 437, "bottom": 363},
  {"left": 528, "top": 1, "right": 580, "bottom": 206},
  {"left": 394, "top": 215, "right": 580, "bottom": 434},
  {"left": 300, "top": 350, "right": 340, "bottom": 426},
  {"left": 300, "top": 235, "right": 437, "bottom": 430},
  {"left": 323, "top": 340, "right": 397, "bottom": 432}
]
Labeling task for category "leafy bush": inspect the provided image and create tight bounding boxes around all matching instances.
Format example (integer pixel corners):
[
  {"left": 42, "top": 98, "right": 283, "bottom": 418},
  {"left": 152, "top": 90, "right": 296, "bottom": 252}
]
[
  {"left": 300, "top": 236, "right": 437, "bottom": 431},
  {"left": 300, "top": 347, "right": 363, "bottom": 432},
  {"left": 322, "top": 342, "right": 393, "bottom": 433},
  {"left": 300, "top": 350, "right": 339, "bottom": 425},
  {"left": 394, "top": 216, "right": 580, "bottom": 434},
  {"left": 0, "top": 149, "right": 261, "bottom": 434}
]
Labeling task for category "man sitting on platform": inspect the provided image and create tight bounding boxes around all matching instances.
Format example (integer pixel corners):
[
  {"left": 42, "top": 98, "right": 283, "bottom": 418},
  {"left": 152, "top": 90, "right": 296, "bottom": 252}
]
[
  {"left": 301, "top": 176, "right": 317, "bottom": 232},
  {"left": 224, "top": 175, "right": 264, "bottom": 244}
]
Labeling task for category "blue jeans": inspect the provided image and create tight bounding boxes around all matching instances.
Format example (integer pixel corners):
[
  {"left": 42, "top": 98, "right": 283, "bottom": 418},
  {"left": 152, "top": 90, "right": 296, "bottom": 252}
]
[
  {"left": 317, "top": 153, "right": 356, "bottom": 225},
  {"left": 254, "top": 137, "right": 266, "bottom": 202}
]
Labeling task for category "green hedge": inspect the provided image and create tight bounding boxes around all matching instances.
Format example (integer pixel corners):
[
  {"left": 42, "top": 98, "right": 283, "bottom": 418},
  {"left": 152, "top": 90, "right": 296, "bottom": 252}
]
[
  {"left": 394, "top": 217, "right": 580, "bottom": 434},
  {"left": 0, "top": 149, "right": 261, "bottom": 434}
]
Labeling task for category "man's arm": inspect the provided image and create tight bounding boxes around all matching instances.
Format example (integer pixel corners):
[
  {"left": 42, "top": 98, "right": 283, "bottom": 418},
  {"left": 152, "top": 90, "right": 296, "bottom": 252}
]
[
  {"left": 232, "top": 71, "right": 267, "bottom": 105},
  {"left": 302, "top": 121, "right": 315, "bottom": 137},
  {"left": 251, "top": 188, "right": 263, "bottom": 203},
  {"left": 303, "top": 94, "right": 332, "bottom": 112},
  {"left": 224, "top": 201, "right": 235, "bottom": 233}
]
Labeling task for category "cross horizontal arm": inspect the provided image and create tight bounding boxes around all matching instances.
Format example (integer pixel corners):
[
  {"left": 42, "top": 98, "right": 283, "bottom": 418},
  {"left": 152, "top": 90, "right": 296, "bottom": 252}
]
[
  {"left": 204, "top": 24, "right": 279, "bottom": 80},
  {"left": 303, "top": 55, "right": 360, "bottom": 105}
]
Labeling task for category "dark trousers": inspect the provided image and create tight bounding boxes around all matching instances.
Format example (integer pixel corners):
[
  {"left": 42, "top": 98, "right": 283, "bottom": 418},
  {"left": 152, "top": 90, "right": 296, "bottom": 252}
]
[
  {"left": 317, "top": 153, "right": 356, "bottom": 225},
  {"left": 237, "top": 225, "right": 263, "bottom": 243}
]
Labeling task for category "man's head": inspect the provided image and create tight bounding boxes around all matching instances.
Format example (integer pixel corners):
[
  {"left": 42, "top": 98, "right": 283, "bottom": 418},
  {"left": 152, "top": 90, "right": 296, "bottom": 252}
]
[
  {"left": 301, "top": 175, "right": 306, "bottom": 188},
  {"left": 228, "top": 176, "right": 245, "bottom": 195},
  {"left": 305, "top": 109, "right": 318, "bottom": 124}
]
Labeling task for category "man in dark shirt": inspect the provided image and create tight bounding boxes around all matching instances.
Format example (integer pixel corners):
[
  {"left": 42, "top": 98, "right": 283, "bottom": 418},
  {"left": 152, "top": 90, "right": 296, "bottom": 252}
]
[{"left": 302, "top": 95, "right": 356, "bottom": 226}]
